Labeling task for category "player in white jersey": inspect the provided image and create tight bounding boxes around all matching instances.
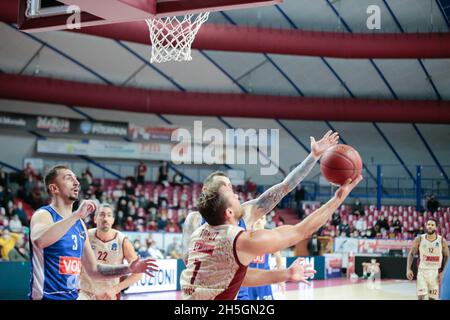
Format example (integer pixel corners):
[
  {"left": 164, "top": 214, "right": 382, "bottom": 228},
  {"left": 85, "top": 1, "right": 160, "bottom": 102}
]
[
  {"left": 407, "top": 218, "right": 449, "bottom": 300},
  {"left": 78, "top": 203, "right": 142, "bottom": 300},
  {"left": 180, "top": 174, "right": 362, "bottom": 300},
  {"left": 181, "top": 132, "right": 339, "bottom": 298},
  {"left": 182, "top": 130, "right": 340, "bottom": 263}
]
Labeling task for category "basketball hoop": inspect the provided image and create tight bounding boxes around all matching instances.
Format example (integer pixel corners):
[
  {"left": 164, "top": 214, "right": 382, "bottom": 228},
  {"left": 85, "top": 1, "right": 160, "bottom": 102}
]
[{"left": 146, "top": 12, "right": 210, "bottom": 63}]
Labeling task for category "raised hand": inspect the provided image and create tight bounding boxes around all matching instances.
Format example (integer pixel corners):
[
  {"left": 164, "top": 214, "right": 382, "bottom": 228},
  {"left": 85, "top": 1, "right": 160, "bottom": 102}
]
[
  {"left": 74, "top": 199, "right": 99, "bottom": 219},
  {"left": 335, "top": 175, "right": 363, "bottom": 201},
  {"left": 287, "top": 257, "right": 317, "bottom": 285},
  {"left": 311, "top": 130, "right": 339, "bottom": 159},
  {"left": 129, "top": 258, "right": 159, "bottom": 277}
]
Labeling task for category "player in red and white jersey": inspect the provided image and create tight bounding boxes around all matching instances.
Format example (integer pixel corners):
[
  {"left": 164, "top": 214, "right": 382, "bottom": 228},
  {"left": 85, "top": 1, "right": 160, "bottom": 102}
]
[
  {"left": 180, "top": 175, "right": 362, "bottom": 300},
  {"left": 78, "top": 203, "right": 142, "bottom": 300},
  {"left": 407, "top": 218, "right": 449, "bottom": 300}
]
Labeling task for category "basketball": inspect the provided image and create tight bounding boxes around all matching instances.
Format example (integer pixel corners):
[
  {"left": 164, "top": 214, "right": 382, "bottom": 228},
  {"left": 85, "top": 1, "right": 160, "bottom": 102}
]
[{"left": 320, "top": 144, "right": 362, "bottom": 185}]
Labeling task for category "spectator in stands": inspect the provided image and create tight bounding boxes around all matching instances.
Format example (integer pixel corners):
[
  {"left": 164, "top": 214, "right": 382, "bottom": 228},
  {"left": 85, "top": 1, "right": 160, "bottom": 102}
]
[
  {"left": 172, "top": 172, "right": 184, "bottom": 187},
  {"left": 414, "top": 225, "right": 425, "bottom": 238},
  {"left": 1, "top": 187, "right": 13, "bottom": 213},
  {"left": 136, "top": 161, "right": 147, "bottom": 185},
  {"left": 8, "top": 215, "right": 22, "bottom": 233},
  {"left": 266, "top": 214, "right": 276, "bottom": 229},
  {"left": 375, "top": 215, "right": 389, "bottom": 232},
  {"left": 26, "top": 186, "right": 44, "bottom": 210},
  {"left": 124, "top": 179, "right": 134, "bottom": 196},
  {"left": 147, "top": 242, "right": 164, "bottom": 259},
  {"left": 165, "top": 219, "right": 181, "bottom": 233},
  {"left": 331, "top": 211, "right": 341, "bottom": 227},
  {"left": 83, "top": 167, "right": 94, "bottom": 185},
  {"left": 157, "top": 214, "right": 169, "bottom": 231},
  {"left": 351, "top": 230, "right": 360, "bottom": 238},
  {"left": 351, "top": 198, "right": 364, "bottom": 216},
  {"left": 0, "top": 207, "right": 8, "bottom": 229},
  {"left": 354, "top": 216, "right": 367, "bottom": 233},
  {"left": 133, "top": 239, "right": 141, "bottom": 252},
  {"left": 244, "top": 177, "right": 257, "bottom": 194},
  {"left": 12, "top": 201, "right": 29, "bottom": 226},
  {"left": 0, "top": 186, "right": 4, "bottom": 207},
  {"left": 0, "top": 229, "right": 21, "bottom": 261},
  {"left": 338, "top": 219, "right": 351, "bottom": 237},
  {"left": 391, "top": 215, "right": 402, "bottom": 234},
  {"left": 137, "top": 241, "right": 150, "bottom": 258},
  {"left": 23, "top": 162, "right": 37, "bottom": 181},
  {"left": 147, "top": 220, "right": 158, "bottom": 231},
  {"left": 294, "top": 185, "right": 306, "bottom": 220},
  {"left": 79, "top": 172, "right": 90, "bottom": 195},
  {"left": 373, "top": 225, "right": 382, "bottom": 238},
  {"left": 307, "top": 233, "right": 322, "bottom": 256},
  {"left": 158, "top": 189, "right": 169, "bottom": 208},
  {"left": 166, "top": 238, "right": 182, "bottom": 259},
  {"left": 8, "top": 234, "right": 29, "bottom": 262},
  {"left": 0, "top": 166, "right": 6, "bottom": 187},
  {"left": 366, "top": 227, "right": 376, "bottom": 238},
  {"left": 124, "top": 217, "right": 135, "bottom": 231},
  {"left": 426, "top": 194, "right": 440, "bottom": 213},
  {"left": 157, "top": 161, "right": 169, "bottom": 187}
]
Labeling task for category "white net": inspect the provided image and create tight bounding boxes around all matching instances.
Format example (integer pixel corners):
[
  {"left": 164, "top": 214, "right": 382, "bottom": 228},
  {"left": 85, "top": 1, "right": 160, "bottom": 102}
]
[{"left": 146, "top": 12, "right": 210, "bottom": 63}]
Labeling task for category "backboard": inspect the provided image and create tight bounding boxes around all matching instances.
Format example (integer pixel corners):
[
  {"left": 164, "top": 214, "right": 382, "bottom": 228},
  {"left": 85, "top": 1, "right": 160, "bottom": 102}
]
[{"left": 18, "top": 0, "right": 283, "bottom": 32}]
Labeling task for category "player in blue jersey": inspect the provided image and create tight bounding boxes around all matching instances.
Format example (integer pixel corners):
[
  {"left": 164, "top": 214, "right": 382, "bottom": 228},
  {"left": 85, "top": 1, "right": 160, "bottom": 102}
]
[
  {"left": 182, "top": 130, "right": 339, "bottom": 299},
  {"left": 29, "top": 165, "right": 158, "bottom": 300},
  {"left": 247, "top": 216, "right": 285, "bottom": 300}
]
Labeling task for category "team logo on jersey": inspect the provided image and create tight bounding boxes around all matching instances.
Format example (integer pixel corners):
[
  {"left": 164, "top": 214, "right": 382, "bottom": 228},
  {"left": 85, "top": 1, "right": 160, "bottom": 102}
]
[
  {"left": 111, "top": 243, "right": 118, "bottom": 251},
  {"left": 193, "top": 241, "right": 215, "bottom": 255},
  {"left": 59, "top": 257, "right": 81, "bottom": 275},
  {"left": 91, "top": 245, "right": 96, "bottom": 250},
  {"left": 435, "top": 242, "right": 440, "bottom": 247}
]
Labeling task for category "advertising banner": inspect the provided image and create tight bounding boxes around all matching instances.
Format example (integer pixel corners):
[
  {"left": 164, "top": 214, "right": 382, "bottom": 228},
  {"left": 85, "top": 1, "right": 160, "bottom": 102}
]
[
  {"left": 324, "top": 253, "right": 343, "bottom": 279},
  {"left": 124, "top": 259, "right": 178, "bottom": 294},
  {"left": 0, "top": 112, "right": 128, "bottom": 137},
  {"left": 334, "top": 237, "right": 412, "bottom": 254}
]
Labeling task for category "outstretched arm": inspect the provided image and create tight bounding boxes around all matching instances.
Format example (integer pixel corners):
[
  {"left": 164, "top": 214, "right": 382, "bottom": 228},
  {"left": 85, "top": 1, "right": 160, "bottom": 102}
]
[
  {"left": 242, "top": 131, "right": 339, "bottom": 226},
  {"left": 242, "top": 258, "right": 316, "bottom": 287},
  {"left": 97, "top": 238, "right": 143, "bottom": 300},
  {"left": 237, "top": 176, "right": 362, "bottom": 266},
  {"left": 81, "top": 226, "right": 158, "bottom": 280}
]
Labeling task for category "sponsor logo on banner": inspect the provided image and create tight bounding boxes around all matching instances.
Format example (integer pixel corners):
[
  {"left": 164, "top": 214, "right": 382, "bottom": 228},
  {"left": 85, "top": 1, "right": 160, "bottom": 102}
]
[
  {"left": 0, "top": 114, "right": 27, "bottom": 127},
  {"left": 79, "top": 121, "right": 127, "bottom": 137},
  {"left": 59, "top": 257, "right": 81, "bottom": 275},
  {"left": 124, "top": 259, "right": 178, "bottom": 294},
  {"left": 90, "top": 122, "right": 127, "bottom": 137},
  {"left": 128, "top": 124, "right": 178, "bottom": 141},
  {"left": 37, "top": 138, "right": 173, "bottom": 161},
  {"left": 334, "top": 237, "right": 412, "bottom": 254},
  {"left": 36, "top": 116, "right": 70, "bottom": 133},
  {"left": 324, "top": 253, "right": 343, "bottom": 279},
  {"left": 80, "top": 121, "right": 93, "bottom": 134}
]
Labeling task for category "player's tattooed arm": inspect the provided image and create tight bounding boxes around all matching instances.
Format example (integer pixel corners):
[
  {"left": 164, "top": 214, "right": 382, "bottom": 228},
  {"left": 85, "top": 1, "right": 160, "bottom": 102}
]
[
  {"left": 243, "top": 154, "right": 317, "bottom": 225},
  {"left": 81, "top": 223, "right": 158, "bottom": 279},
  {"left": 406, "top": 236, "right": 420, "bottom": 280},
  {"left": 243, "top": 131, "right": 339, "bottom": 226}
]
